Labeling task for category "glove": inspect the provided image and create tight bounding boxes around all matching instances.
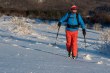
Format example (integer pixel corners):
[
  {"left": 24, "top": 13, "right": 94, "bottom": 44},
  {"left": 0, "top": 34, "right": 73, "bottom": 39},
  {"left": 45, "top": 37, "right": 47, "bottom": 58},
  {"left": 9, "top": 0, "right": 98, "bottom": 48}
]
[
  {"left": 82, "top": 29, "right": 86, "bottom": 36},
  {"left": 58, "top": 22, "right": 61, "bottom": 27}
]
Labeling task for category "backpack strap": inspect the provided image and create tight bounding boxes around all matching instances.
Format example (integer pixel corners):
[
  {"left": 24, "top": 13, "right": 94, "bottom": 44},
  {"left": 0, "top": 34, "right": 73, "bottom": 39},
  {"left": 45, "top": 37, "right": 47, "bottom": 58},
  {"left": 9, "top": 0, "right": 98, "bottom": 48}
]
[
  {"left": 76, "top": 13, "right": 80, "bottom": 27},
  {"left": 66, "top": 11, "right": 71, "bottom": 22}
]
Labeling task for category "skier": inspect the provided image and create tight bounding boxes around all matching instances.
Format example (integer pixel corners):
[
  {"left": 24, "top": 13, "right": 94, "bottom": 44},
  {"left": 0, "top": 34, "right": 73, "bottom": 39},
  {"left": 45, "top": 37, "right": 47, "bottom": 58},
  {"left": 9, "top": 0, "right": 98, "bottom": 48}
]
[{"left": 58, "top": 5, "right": 86, "bottom": 59}]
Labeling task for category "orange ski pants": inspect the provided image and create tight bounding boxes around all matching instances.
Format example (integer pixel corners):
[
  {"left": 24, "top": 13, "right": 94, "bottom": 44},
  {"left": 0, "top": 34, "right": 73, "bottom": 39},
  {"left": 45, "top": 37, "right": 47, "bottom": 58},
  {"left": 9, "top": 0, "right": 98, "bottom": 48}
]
[{"left": 66, "top": 30, "right": 78, "bottom": 57}]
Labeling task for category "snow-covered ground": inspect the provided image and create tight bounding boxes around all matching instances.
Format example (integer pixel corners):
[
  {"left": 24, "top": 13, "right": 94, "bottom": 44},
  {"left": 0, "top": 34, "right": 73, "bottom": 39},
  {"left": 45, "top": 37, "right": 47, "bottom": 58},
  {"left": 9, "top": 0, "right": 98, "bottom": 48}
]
[{"left": 0, "top": 15, "right": 110, "bottom": 73}]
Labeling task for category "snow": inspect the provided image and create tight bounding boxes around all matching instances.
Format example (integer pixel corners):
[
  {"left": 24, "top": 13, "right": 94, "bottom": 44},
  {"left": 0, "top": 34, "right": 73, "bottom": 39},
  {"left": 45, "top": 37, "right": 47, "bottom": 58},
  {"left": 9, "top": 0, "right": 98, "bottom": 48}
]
[{"left": 0, "top": 15, "right": 110, "bottom": 73}]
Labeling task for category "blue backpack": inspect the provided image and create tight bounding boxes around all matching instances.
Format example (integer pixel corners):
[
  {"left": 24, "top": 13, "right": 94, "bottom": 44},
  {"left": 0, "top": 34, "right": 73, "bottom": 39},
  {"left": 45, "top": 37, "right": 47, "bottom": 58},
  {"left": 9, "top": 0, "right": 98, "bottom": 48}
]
[{"left": 66, "top": 12, "right": 80, "bottom": 28}]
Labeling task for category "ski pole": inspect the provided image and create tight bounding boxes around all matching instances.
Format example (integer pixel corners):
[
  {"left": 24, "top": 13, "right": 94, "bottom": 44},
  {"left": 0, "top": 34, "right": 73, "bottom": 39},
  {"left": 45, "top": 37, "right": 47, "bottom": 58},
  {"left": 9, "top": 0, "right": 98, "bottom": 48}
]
[
  {"left": 54, "top": 25, "right": 60, "bottom": 45},
  {"left": 83, "top": 34, "right": 86, "bottom": 48}
]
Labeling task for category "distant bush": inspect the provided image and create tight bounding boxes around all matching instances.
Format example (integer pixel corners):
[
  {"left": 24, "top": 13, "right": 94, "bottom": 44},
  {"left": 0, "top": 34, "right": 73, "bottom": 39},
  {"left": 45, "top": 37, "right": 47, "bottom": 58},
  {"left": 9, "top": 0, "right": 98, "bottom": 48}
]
[
  {"left": 100, "top": 28, "right": 110, "bottom": 42},
  {"left": 98, "top": 28, "right": 110, "bottom": 55},
  {"left": 33, "top": 10, "right": 67, "bottom": 19},
  {"left": 11, "top": 16, "right": 34, "bottom": 35},
  {"left": 92, "top": 13, "right": 110, "bottom": 25},
  {"left": 103, "top": 14, "right": 110, "bottom": 24},
  {"left": 93, "top": 23, "right": 102, "bottom": 31}
]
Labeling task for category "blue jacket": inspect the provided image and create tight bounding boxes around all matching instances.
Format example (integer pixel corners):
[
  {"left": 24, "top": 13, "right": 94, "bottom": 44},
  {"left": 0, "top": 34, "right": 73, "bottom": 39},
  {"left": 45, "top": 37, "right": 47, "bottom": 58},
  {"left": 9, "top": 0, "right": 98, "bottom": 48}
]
[{"left": 59, "top": 12, "right": 86, "bottom": 31}]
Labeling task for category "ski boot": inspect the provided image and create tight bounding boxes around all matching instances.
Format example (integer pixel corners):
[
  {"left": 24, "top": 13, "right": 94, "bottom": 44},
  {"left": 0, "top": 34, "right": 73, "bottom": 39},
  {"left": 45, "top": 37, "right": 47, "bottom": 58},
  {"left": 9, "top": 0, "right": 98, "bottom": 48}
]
[
  {"left": 72, "top": 56, "right": 77, "bottom": 59},
  {"left": 68, "top": 52, "right": 71, "bottom": 57}
]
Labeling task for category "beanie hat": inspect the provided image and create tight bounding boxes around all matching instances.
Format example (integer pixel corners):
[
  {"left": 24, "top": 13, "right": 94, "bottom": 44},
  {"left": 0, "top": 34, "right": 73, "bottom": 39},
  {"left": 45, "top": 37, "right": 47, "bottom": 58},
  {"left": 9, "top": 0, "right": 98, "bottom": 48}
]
[{"left": 71, "top": 5, "right": 78, "bottom": 10}]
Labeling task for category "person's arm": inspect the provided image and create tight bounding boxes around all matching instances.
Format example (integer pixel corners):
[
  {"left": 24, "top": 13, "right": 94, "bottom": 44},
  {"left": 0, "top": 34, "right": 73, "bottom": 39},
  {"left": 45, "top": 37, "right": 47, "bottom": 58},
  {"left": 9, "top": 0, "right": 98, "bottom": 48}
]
[
  {"left": 78, "top": 14, "right": 86, "bottom": 29},
  {"left": 58, "top": 13, "right": 69, "bottom": 27},
  {"left": 78, "top": 14, "right": 86, "bottom": 35}
]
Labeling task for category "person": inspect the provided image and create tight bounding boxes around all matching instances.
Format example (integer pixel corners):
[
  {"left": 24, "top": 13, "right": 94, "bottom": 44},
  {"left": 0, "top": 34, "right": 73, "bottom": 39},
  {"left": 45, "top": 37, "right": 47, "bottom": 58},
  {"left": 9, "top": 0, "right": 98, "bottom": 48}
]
[{"left": 58, "top": 5, "right": 86, "bottom": 59}]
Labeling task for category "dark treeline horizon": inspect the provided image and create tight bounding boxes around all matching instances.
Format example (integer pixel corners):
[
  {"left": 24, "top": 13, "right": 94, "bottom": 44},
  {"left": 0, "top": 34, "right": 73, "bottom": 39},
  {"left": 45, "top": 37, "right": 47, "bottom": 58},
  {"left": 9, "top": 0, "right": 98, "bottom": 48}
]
[{"left": 0, "top": 0, "right": 110, "bottom": 26}]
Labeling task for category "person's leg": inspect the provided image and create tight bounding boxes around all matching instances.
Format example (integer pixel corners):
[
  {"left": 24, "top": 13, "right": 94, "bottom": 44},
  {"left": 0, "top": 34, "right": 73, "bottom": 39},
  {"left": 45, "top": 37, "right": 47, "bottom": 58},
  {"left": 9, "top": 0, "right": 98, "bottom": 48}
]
[
  {"left": 71, "top": 31, "right": 78, "bottom": 58},
  {"left": 66, "top": 30, "right": 72, "bottom": 57}
]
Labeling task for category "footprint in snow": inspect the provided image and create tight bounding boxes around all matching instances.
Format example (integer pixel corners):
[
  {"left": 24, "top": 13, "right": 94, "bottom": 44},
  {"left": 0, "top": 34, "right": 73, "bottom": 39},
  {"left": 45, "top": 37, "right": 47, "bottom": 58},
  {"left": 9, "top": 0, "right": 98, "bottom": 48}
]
[
  {"left": 29, "top": 44, "right": 35, "bottom": 46},
  {"left": 54, "top": 46, "right": 59, "bottom": 48},
  {"left": 48, "top": 43, "right": 53, "bottom": 47},
  {"left": 12, "top": 44, "right": 19, "bottom": 47},
  {"left": 35, "top": 42, "right": 42, "bottom": 45},
  {"left": 107, "top": 59, "right": 110, "bottom": 61},
  {"left": 48, "top": 43, "right": 59, "bottom": 48},
  {"left": 15, "top": 40, "right": 18, "bottom": 42},
  {"left": 4, "top": 39, "right": 10, "bottom": 42},
  {"left": 83, "top": 54, "right": 92, "bottom": 61},
  {"left": 25, "top": 48, "right": 32, "bottom": 50},
  {"left": 106, "top": 63, "right": 110, "bottom": 66},
  {"left": 17, "top": 53, "right": 20, "bottom": 56},
  {"left": 96, "top": 61, "right": 103, "bottom": 65}
]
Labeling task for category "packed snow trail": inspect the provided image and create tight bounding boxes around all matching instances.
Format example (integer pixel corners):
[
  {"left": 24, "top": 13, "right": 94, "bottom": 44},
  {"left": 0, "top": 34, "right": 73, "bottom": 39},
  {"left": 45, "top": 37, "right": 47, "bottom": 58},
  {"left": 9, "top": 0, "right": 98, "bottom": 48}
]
[{"left": 0, "top": 16, "right": 110, "bottom": 73}]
